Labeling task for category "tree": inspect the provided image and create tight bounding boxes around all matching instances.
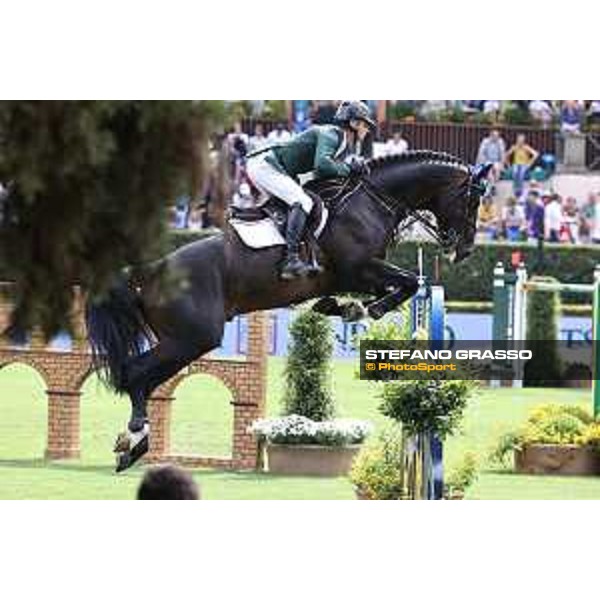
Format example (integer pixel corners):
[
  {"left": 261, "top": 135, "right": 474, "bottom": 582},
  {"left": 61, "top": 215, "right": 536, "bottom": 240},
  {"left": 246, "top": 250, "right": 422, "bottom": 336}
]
[
  {"left": 0, "top": 100, "right": 225, "bottom": 336},
  {"left": 282, "top": 310, "right": 335, "bottom": 421}
]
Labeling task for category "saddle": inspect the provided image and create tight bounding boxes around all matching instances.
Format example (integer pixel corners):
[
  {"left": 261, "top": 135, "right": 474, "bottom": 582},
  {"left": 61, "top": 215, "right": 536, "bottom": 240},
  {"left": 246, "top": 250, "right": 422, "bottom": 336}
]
[
  {"left": 229, "top": 177, "right": 354, "bottom": 264},
  {"left": 230, "top": 177, "right": 350, "bottom": 228}
]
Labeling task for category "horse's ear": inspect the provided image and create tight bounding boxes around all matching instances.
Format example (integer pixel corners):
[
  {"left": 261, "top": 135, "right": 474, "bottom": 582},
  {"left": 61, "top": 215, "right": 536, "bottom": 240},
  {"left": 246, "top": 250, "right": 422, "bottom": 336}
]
[{"left": 471, "top": 162, "right": 493, "bottom": 183}]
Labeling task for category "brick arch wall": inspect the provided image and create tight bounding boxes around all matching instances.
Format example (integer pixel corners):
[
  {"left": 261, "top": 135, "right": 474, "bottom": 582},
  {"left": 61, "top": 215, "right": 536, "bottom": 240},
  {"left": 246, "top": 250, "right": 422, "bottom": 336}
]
[
  {"left": 147, "top": 312, "right": 268, "bottom": 469},
  {"left": 0, "top": 292, "right": 268, "bottom": 470}
]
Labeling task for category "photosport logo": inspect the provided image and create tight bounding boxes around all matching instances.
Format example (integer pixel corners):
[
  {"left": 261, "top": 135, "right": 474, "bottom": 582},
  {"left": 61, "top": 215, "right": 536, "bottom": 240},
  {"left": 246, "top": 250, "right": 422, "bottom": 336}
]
[{"left": 359, "top": 340, "right": 599, "bottom": 383}]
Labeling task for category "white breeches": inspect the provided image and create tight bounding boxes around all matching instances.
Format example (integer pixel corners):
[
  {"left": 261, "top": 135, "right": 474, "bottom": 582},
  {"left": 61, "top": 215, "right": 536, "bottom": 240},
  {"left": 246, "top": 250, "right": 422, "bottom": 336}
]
[{"left": 246, "top": 152, "right": 314, "bottom": 213}]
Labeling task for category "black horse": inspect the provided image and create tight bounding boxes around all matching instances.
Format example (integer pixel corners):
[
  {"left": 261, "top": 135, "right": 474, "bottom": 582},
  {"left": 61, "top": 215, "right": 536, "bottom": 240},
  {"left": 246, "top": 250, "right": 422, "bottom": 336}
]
[{"left": 86, "top": 150, "right": 490, "bottom": 471}]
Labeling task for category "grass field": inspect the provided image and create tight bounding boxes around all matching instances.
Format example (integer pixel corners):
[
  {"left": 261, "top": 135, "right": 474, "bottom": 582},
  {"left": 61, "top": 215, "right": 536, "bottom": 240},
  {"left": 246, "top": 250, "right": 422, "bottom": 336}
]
[{"left": 0, "top": 359, "right": 599, "bottom": 499}]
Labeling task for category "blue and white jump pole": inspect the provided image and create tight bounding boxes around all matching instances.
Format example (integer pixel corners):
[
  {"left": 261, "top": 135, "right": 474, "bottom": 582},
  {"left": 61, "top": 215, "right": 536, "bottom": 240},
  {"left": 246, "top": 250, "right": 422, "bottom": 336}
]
[{"left": 409, "top": 248, "right": 446, "bottom": 500}]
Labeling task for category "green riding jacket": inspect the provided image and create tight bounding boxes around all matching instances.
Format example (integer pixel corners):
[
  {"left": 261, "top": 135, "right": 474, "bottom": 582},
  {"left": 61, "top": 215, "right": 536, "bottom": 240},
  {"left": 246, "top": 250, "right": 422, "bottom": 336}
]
[{"left": 249, "top": 125, "right": 353, "bottom": 179}]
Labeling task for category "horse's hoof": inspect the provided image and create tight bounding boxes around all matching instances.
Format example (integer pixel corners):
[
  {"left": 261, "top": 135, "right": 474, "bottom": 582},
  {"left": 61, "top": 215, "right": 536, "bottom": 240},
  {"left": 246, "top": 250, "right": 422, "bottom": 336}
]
[
  {"left": 341, "top": 302, "right": 367, "bottom": 322},
  {"left": 115, "top": 435, "right": 149, "bottom": 473}
]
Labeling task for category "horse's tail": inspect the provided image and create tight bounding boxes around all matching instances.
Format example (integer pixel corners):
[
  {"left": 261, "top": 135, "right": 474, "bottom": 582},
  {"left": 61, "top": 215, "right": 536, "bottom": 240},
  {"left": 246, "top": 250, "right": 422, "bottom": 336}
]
[{"left": 85, "top": 277, "right": 154, "bottom": 394}]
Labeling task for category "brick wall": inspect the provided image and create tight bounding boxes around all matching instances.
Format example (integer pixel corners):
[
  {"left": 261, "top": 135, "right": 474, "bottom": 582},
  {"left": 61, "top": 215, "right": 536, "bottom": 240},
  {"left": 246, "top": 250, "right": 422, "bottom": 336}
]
[{"left": 0, "top": 287, "right": 268, "bottom": 470}]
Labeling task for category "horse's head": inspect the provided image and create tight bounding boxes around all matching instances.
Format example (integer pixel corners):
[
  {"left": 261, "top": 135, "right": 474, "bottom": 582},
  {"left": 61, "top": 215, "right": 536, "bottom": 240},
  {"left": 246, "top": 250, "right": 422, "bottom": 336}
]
[
  {"left": 366, "top": 152, "right": 491, "bottom": 263},
  {"left": 430, "top": 162, "right": 492, "bottom": 264}
]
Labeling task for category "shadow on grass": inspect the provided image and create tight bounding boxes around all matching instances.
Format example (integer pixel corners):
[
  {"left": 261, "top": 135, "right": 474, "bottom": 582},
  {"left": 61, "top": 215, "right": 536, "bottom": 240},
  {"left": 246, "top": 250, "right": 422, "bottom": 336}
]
[
  {"left": 0, "top": 458, "right": 349, "bottom": 484},
  {"left": 0, "top": 457, "right": 138, "bottom": 477}
]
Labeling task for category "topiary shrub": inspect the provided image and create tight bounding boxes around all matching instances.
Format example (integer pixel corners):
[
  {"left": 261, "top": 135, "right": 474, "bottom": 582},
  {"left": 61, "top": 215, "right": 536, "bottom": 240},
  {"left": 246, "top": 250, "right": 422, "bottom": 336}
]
[
  {"left": 282, "top": 309, "right": 335, "bottom": 421},
  {"left": 524, "top": 277, "right": 562, "bottom": 386}
]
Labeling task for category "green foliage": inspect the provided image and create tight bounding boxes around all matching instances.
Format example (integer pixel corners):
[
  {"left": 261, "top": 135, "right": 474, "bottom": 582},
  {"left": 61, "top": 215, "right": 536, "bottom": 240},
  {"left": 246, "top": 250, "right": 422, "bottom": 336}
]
[
  {"left": 349, "top": 427, "right": 405, "bottom": 500},
  {"left": 524, "top": 278, "right": 562, "bottom": 386},
  {"left": 445, "top": 452, "right": 479, "bottom": 496},
  {"left": 489, "top": 431, "right": 523, "bottom": 467},
  {"left": 387, "top": 102, "right": 417, "bottom": 121},
  {"left": 262, "top": 101, "right": 288, "bottom": 121},
  {"left": 282, "top": 310, "right": 335, "bottom": 421},
  {"left": 0, "top": 100, "right": 226, "bottom": 335},
  {"left": 378, "top": 379, "right": 474, "bottom": 439},
  {"left": 385, "top": 241, "right": 600, "bottom": 304},
  {"left": 502, "top": 103, "right": 534, "bottom": 126},
  {"left": 491, "top": 404, "right": 600, "bottom": 467}
]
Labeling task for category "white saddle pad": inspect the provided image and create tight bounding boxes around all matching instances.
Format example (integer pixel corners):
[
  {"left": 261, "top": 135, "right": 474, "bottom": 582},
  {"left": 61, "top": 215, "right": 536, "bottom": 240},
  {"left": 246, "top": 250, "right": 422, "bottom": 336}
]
[
  {"left": 230, "top": 218, "right": 286, "bottom": 249},
  {"left": 230, "top": 207, "right": 329, "bottom": 250}
]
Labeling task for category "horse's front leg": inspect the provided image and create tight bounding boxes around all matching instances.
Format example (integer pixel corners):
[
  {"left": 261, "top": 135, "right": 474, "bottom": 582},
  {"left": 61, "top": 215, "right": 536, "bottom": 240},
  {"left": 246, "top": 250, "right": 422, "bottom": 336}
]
[
  {"left": 311, "top": 296, "right": 367, "bottom": 322},
  {"left": 358, "top": 259, "right": 419, "bottom": 320}
]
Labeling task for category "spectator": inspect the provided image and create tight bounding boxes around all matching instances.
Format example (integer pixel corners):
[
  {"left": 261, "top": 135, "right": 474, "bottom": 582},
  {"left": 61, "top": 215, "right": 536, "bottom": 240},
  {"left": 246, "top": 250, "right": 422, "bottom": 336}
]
[
  {"left": 544, "top": 193, "right": 563, "bottom": 242},
  {"left": 477, "top": 129, "right": 506, "bottom": 186},
  {"left": 592, "top": 194, "right": 600, "bottom": 244},
  {"left": 137, "top": 465, "right": 200, "bottom": 500},
  {"left": 505, "top": 134, "right": 539, "bottom": 197},
  {"left": 248, "top": 123, "right": 269, "bottom": 154},
  {"left": 581, "top": 192, "right": 597, "bottom": 243},
  {"left": 561, "top": 196, "right": 580, "bottom": 243},
  {"left": 170, "top": 195, "right": 190, "bottom": 229},
  {"left": 187, "top": 206, "right": 206, "bottom": 230},
  {"left": 228, "top": 122, "right": 249, "bottom": 187},
  {"left": 501, "top": 196, "right": 526, "bottom": 241},
  {"left": 524, "top": 189, "right": 545, "bottom": 242},
  {"left": 560, "top": 100, "right": 583, "bottom": 134},
  {"left": 228, "top": 121, "right": 249, "bottom": 154},
  {"left": 482, "top": 100, "right": 501, "bottom": 120},
  {"left": 528, "top": 100, "right": 554, "bottom": 128},
  {"left": 267, "top": 122, "right": 292, "bottom": 144},
  {"left": 419, "top": 100, "right": 449, "bottom": 118},
  {"left": 477, "top": 196, "right": 499, "bottom": 240},
  {"left": 384, "top": 130, "right": 409, "bottom": 156},
  {"left": 587, "top": 101, "right": 600, "bottom": 127}
]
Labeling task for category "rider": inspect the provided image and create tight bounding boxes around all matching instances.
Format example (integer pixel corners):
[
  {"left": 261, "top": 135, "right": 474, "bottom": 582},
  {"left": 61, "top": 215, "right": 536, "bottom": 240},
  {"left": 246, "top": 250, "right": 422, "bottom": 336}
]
[{"left": 246, "top": 100, "right": 376, "bottom": 280}]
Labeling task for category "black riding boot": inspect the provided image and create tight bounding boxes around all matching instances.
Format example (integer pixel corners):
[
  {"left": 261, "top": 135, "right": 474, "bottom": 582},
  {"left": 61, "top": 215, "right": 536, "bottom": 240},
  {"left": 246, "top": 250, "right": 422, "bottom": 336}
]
[{"left": 281, "top": 202, "right": 311, "bottom": 280}]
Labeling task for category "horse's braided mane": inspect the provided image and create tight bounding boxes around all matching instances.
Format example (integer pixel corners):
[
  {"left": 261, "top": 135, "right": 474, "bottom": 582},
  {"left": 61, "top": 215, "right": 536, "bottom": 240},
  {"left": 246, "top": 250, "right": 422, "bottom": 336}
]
[{"left": 367, "top": 150, "right": 470, "bottom": 173}]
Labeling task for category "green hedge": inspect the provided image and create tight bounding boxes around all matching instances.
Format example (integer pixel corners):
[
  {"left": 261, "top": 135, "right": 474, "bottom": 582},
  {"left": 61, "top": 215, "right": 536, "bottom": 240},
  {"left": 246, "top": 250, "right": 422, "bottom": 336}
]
[
  {"left": 169, "top": 234, "right": 600, "bottom": 304},
  {"left": 1, "top": 229, "right": 596, "bottom": 305},
  {"left": 386, "top": 241, "right": 600, "bottom": 304}
]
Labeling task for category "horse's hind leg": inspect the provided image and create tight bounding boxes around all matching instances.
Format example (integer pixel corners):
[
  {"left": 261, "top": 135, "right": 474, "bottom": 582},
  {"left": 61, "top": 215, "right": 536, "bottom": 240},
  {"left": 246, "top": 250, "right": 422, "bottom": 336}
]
[{"left": 115, "top": 318, "right": 224, "bottom": 472}]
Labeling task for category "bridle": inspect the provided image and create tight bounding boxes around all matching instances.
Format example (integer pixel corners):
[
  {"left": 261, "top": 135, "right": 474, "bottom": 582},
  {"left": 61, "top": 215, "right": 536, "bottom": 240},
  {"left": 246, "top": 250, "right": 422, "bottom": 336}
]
[{"left": 360, "top": 175, "right": 471, "bottom": 250}]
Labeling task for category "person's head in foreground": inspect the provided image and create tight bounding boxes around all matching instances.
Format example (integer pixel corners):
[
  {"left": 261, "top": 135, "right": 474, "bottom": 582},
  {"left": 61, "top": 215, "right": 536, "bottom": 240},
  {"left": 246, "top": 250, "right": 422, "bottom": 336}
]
[{"left": 137, "top": 464, "right": 200, "bottom": 500}]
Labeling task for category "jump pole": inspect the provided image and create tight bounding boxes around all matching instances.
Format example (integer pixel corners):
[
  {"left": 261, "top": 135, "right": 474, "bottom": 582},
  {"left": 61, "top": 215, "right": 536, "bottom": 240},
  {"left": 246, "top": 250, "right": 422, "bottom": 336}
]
[
  {"left": 593, "top": 267, "right": 600, "bottom": 417},
  {"left": 495, "top": 262, "right": 600, "bottom": 416},
  {"left": 410, "top": 247, "right": 445, "bottom": 499}
]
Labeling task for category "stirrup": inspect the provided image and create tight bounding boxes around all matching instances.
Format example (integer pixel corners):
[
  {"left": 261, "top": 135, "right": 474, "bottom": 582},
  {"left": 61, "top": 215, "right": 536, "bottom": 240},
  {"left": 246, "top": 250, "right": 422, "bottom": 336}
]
[{"left": 280, "top": 254, "right": 310, "bottom": 280}]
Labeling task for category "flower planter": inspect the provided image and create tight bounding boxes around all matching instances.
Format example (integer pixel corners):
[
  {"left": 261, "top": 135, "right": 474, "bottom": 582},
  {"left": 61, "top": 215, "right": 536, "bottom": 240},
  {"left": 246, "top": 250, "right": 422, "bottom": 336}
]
[
  {"left": 515, "top": 444, "right": 600, "bottom": 476},
  {"left": 354, "top": 486, "right": 373, "bottom": 500},
  {"left": 266, "top": 443, "right": 361, "bottom": 477},
  {"left": 444, "top": 491, "right": 465, "bottom": 500}
]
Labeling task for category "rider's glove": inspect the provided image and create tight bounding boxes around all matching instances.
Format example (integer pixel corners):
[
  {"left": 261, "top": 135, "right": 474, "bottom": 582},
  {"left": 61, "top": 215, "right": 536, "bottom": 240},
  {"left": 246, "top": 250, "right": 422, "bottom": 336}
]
[{"left": 348, "top": 156, "right": 369, "bottom": 177}]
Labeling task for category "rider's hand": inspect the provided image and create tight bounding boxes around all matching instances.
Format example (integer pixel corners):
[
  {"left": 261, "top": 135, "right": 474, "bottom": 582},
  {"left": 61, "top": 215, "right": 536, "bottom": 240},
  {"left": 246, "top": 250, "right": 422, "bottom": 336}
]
[{"left": 348, "top": 156, "right": 369, "bottom": 177}]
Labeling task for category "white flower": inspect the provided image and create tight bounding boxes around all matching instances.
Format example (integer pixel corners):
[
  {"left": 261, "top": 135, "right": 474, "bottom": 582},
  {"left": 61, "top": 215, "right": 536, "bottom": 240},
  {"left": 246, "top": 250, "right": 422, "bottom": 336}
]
[{"left": 248, "top": 415, "right": 373, "bottom": 446}]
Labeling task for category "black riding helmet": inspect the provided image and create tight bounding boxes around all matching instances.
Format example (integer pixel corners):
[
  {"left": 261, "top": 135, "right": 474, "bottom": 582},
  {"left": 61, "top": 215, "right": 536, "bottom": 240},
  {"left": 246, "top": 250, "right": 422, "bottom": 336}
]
[{"left": 334, "top": 100, "right": 377, "bottom": 130}]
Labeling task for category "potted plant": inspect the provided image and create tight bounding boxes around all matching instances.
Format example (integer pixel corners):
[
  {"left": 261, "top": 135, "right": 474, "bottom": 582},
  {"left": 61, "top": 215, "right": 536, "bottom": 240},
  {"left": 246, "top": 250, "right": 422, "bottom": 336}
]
[
  {"left": 250, "top": 415, "right": 372, "bottom": 476},
  {"left": 491, "top": 404, "right": 600, "bottom": 476},
  {"left": 349, "top": 427, "right": 405, "bottom": 499},
  {"left": 250, "top": 310, "right": 372, "bottom": 476},
  {"left": 444, "top": 452, "right": 479, "bottom": 500},
  {"left": 377, "top": 378, "right": 475, "bottom": 499}
]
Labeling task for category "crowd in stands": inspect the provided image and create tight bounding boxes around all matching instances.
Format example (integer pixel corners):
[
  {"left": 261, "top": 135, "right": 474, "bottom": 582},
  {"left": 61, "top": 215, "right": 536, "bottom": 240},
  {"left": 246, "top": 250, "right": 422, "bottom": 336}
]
[
  {"left": 477, "top": 184, "right": 600, "bottom": 245},
  {"left": 389, "top": 100, "right": 600, "bottom": 131},
  {"left": 168, "top": 101, "right": 600, "bottom": 246}
]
